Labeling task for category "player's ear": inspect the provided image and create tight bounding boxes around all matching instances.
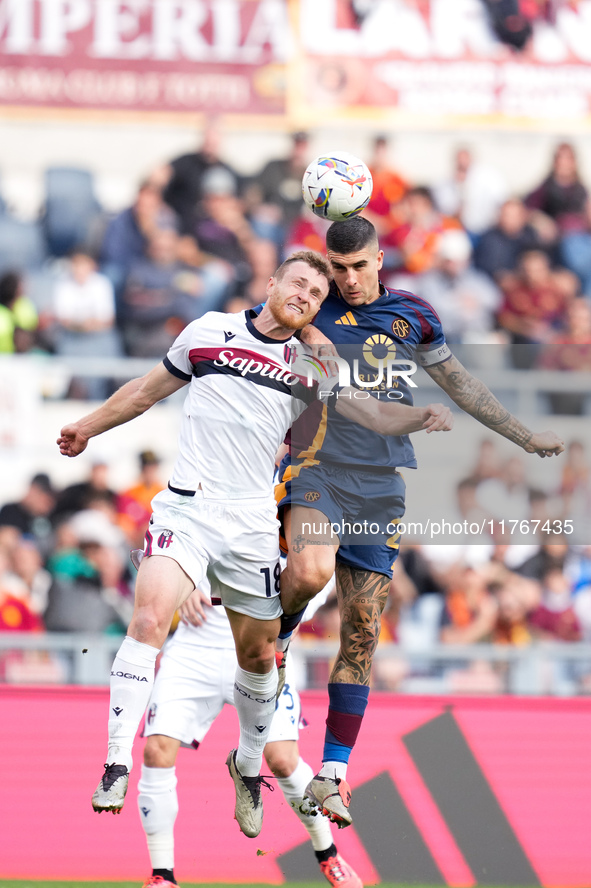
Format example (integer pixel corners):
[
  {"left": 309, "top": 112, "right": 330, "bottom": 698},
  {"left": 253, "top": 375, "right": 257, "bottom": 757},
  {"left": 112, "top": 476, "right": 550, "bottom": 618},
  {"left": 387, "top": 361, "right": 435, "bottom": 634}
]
[
  {"left": 376, "top": 250, "right": 384, "bottom": 271},
  {"left": 265, "top": 276, "right": 276, "bottom": 298}
]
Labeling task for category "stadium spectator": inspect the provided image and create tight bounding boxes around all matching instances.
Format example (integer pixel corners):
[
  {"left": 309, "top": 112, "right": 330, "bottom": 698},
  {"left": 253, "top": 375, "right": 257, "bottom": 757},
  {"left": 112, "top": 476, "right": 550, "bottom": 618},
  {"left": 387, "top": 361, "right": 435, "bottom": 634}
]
[
  {"left": 53, "top": 459, "right": 117, "bottom": 522},
  {"left": 517, "top": 542, "right": 571, "bottom": 582},
  {"left": 464, "top": 439, "right": 503, "bottom": 485},
  {"left": 385, "top": 186, "right": 463, "bottom": 278},
  {"left": 50, "top": 249, "right": 123, "bottom": 399},
  {"left": 223, "top": 238, "right": 280, "bottom": 313},
  {"left": 439, "top": 563, "right": 498, "bottom": 644},
  {"left": 558, "top": 440, "right": 590, "bottom": 524},
  {"left": 0, "top": 473, "right": 57, "bottom": 557},
  {"left": 119, "top": 227, "right": 226, "bottom": 357},
  {"left": 475, "top": 456, "right": 533, "bottom": 537},
  {"left": 162, "top": 116, "right": 243, "bottom": 232},
  {"left": 250, "top": 131, "right": 311, "bottom": 247},
  {"left": 44, "top": 508, "right": 131, "bottom": 633},
  {"left": 497, "top": 249, "right": 578, "bottom": 367},
  {"left": 184, "top": 166, "right": 255, "bottom": 300},
  {"left": 491, "top": 572, "right": 538, "bottom": 646},
  {"left": 455, "top": 477, "right": 492, "bottom": 537},
  {"left": 415, "top": 228, "right": 501, "bottom": 344},
  {"left": 474, "top": 197, "right": 546, "bottom": 283},
  {"left": 364, "top": 134, "right": 408, "bottom": 234},
  {"left": 117, "top": 450, "right": 165, "bottom": 548},
  {"left": 0, "top": 546, "right": 47, "bottom": 681},
  {"left": 433, "top": 146, "right": 508, "bottom": 242},
  {"left": 538, "top": 298, "right": 591, "bottom": 414},
  {"left": 0, "top": 271, "right": 39, "bottom": 354},
  {"left": 528, "top": 565, "right": 581, "bottom": 641},
  {"left": 284, "top": 209, "right": 331, "bottom": 257},
  {"left": 8, "top": 536, "right": 52, "bottom": 616},
  {"left": 100, "top": 179, "right": 179, "bottom": 303},
  {"left": 525, "top": 142, "right": 591, "bottom": 295}
]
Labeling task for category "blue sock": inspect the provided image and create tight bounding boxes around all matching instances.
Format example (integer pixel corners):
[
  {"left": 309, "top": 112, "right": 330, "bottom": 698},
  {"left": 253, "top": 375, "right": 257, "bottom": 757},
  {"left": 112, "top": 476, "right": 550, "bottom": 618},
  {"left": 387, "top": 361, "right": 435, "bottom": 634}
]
[
  {"left": 278, "top": 606, "right": 307, "bottom": 645},
  {"left": 322, "top": 683, "right": 369, "bottom": 765}
]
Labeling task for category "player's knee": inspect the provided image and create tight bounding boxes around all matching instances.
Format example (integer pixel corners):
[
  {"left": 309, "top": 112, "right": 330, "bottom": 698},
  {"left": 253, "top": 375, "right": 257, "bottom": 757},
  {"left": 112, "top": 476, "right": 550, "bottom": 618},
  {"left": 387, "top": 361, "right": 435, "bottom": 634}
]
[
  {"left": 129, "top": 606, "right": 169, "bottom": 646},
  {"left": 144, "top": 735, "right": 176, "bottom": 768},
  {"left": 264, "top": 743, "right": 299, "bottom": 778},
  {"left": 237, "top": 643, "right": 275, "bottom": 674},
  {"left": 289, "top": 560, "right": 333, "bottom": 604}
]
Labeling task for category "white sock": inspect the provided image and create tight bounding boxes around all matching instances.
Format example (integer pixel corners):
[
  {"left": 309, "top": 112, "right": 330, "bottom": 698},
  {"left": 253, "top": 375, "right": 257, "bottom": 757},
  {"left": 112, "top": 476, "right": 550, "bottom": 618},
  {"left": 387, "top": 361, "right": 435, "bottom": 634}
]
[
  {"left": 277, "top": 757, "right": 333, "bottom": 852},
  {"left": 233, "top": 665, "right": 277, "bottom": 777},
  {"left": 106, "top": 636, "right": 159, "bottom": 769},
  {"left": 137, "top": 765, "right": 178, "bottom": 870},
  {"left": 319, "top": 760, "right": 348, "bottom": 781}
]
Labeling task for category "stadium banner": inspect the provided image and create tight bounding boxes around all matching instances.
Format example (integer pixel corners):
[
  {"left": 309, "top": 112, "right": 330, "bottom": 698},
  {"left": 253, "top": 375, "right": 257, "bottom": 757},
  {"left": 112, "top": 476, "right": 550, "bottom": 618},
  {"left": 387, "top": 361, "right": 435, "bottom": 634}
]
[
  {"left": 293, "top": 0, "right": 591, "bottom": 128},
  {"left": 2, "top": 0, "right": 591, "bottom": 127},
  {"left": 0, "top": 0, "right": 287, "bottom": 114},
  {"left": 3, "top": 685, "right": 591, "bottom": 884}
]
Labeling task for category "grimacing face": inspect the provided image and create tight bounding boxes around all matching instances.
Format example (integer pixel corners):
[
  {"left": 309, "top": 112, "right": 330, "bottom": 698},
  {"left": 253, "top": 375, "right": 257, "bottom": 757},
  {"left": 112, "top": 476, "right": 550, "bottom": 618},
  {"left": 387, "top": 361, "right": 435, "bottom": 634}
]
[
  {"left": 266, "top": 260, "right": 329, "bottom": 329},
  {"left": 327, "top": 245, "right": 384, "bottom": 306}
]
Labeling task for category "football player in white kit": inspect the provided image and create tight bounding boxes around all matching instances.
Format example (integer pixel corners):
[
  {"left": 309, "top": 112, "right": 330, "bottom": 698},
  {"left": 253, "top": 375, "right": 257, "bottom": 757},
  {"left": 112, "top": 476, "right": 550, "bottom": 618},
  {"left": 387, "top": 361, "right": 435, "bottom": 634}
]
[
  {"left": 58, "top": 250, "right": 452, "bottom": 836},
  {"left": 138, "top": 584, "right": 362, "bottom": 888}
]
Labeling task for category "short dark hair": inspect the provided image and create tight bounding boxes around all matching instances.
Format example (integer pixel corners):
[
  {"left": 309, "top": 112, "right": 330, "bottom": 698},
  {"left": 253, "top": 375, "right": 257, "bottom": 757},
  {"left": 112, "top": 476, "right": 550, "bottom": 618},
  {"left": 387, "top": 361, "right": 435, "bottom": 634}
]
[
  {"left": 326, "top": 216, "right": 378, "bottom": 254},
  {"left": 274, "top": 250, "right": 332, "bottom": 285}
]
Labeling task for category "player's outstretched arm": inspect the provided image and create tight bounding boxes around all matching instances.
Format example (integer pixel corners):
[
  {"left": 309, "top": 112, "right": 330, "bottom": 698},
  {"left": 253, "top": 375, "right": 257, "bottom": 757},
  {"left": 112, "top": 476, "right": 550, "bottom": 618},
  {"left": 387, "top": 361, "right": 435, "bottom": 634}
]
[
  {"left": 57, "top": 362, "right": 188, "bottom": 458},
  {"left": 332, "top": 389, "right": 453, "bottom": 436},
  {"left": 424, "top": 353, "right": 564, "bottom": 458}
]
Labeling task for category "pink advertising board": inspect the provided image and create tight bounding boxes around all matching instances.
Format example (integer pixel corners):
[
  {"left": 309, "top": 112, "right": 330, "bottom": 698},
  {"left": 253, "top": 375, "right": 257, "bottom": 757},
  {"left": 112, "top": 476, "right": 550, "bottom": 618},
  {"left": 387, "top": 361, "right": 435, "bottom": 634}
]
[{"left": 2, "top": 687, "right": 591, "bottom": 885}]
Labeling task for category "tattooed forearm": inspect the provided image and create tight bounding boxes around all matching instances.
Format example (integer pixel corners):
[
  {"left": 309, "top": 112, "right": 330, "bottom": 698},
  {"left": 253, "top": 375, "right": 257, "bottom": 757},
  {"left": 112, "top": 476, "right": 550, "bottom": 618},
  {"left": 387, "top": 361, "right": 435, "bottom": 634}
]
[
  {"left": 425, "top": 355, "right": 534, "bottom": 449},
  {"left": 331, "top": 564, "right": 390, "bottom": 685}
]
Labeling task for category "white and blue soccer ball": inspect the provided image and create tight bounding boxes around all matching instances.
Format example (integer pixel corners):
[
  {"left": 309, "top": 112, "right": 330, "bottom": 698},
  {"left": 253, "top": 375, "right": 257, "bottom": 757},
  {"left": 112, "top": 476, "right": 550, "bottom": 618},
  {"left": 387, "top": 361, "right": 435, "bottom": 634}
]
[{"left": 302, "top": 151, "right": 373, "bottom": 222}]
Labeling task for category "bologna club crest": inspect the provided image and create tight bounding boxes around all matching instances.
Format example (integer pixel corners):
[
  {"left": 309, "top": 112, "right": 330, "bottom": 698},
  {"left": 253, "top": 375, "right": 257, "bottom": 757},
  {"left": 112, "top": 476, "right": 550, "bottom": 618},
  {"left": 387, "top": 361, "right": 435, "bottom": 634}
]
[{"left": 157, "top": 530, "right": 174, "bottom": 549}]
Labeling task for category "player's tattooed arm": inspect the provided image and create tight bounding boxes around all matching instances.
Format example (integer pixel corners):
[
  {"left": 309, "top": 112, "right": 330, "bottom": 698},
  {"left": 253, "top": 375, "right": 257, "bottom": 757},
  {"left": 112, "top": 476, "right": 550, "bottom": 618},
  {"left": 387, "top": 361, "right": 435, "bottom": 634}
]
[
  {"left": 424, "top": 353, "right": 565, "bottom": 458},
  {"left": 331, "top": 564, "right": 391, "bottom": 685}
]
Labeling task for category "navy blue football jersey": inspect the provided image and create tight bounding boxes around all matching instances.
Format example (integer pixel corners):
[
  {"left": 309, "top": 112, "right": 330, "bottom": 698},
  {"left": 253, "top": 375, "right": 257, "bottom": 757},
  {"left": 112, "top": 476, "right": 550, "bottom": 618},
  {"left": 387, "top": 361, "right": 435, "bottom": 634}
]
[{"left": 289, "top": 281, "right": 450, "bottom": 470}]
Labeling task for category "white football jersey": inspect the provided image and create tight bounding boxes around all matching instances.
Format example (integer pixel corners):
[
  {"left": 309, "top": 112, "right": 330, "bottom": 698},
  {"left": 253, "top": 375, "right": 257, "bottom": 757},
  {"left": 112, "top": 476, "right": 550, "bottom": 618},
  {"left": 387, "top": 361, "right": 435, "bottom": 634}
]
[{"left": 164, "top": 309, "right": 332, "bottom": 500}]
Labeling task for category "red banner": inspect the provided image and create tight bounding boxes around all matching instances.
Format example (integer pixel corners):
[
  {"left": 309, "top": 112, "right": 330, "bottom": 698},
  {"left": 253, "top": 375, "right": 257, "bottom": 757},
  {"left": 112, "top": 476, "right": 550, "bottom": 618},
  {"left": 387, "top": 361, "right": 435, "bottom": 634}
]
[
  {"left": 294, "top": 0, "right": 591, "bottom": 127},
  {"left": 3, "top": 686, "right": 591, "bottom": 885},
  {"left": 0, "top": 0, "right": 287, "bottom": 114}
]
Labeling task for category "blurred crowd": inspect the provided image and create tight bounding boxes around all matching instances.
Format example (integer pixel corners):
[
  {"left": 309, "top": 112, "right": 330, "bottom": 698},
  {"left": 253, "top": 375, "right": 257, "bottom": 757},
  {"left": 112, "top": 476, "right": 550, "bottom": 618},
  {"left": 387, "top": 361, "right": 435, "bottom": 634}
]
[
  {"left": 299, "top": 436, "right": 591, "bottom": 694},
  {"left": 0, "top": 450, "right": 164, "bottom": 679},
  {"left": 2, "top": 120, "right": 591, "bottom": 689},
  {"left": 1, "top": 125, "right": 591, "bottom": 404},
  {"left": 2, "top": 436, "right": 591, "bottom": 692}
]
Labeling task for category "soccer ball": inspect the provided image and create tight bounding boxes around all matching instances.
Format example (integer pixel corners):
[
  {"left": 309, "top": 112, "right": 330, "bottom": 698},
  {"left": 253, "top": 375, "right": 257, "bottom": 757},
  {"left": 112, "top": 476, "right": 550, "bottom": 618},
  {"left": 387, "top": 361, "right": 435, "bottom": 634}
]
[{"left": 302, "top": 152, "right": 373, "bottom": 222}]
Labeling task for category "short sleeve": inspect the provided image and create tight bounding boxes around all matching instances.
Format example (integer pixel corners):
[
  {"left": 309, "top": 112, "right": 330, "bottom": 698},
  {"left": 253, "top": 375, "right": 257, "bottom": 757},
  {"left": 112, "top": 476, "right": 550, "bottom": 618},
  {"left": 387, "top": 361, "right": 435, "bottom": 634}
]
[
  {"left": 406, "top": 293, "right": 450, "bottom": 366},
  {"left": 164, "top": 319, "right": 200, "bottom": 381}
]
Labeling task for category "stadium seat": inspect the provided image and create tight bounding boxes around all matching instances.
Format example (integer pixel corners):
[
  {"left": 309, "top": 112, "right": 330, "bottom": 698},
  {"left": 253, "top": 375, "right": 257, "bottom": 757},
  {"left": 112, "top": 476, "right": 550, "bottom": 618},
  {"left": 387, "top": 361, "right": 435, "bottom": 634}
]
[
  {"left": 0, "top": 215, "right": 47, "bottom": 274},
  {"left": 42, "top": 166, "right": 102, "bottom": 257}
]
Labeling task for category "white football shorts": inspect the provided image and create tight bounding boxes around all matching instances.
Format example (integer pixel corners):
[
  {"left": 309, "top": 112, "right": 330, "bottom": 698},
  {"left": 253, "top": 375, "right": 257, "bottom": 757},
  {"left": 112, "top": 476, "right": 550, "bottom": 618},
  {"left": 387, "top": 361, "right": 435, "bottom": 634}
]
[
  {"left": 144, "top": 634, "right": 302, "bottom": 747},
  {"left": 144, "top": 487, "right": 282, "bottom": 620}
]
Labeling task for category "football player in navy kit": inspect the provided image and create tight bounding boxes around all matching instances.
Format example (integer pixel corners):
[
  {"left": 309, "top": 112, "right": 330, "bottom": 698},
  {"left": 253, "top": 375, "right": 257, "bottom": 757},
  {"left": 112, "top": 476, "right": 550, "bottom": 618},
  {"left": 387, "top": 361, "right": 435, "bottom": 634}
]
[{"left": 275, "top": 217, "right": 564, "bottom": 828}]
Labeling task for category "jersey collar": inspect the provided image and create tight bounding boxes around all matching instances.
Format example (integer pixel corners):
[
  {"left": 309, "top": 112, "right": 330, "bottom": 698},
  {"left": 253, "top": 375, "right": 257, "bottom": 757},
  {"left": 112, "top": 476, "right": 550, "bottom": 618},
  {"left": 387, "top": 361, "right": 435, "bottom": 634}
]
[{"left": 245, "top": 309, "right": 294, "bottom": 344}]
